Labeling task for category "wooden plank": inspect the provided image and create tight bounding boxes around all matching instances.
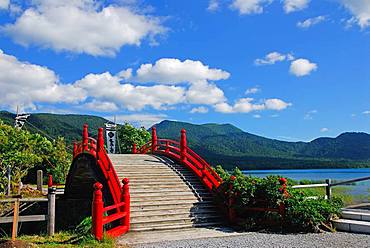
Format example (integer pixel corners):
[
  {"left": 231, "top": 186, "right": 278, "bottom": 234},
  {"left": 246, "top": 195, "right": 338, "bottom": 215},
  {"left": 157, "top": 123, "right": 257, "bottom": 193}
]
[{"left": 0, "top": 215, "right": 47, "bottom": 224}]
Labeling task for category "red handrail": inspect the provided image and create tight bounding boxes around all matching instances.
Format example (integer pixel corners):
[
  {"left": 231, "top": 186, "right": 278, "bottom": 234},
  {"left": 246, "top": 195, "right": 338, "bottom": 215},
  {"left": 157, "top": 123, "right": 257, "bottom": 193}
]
[
  {"left": 74, "top": 124, "right": 130, "bottom": 240},
  {"left": 135, "top": 128, "right": 222, "bottom": 191},
  {"left": 92, "top": 180, "right": 130, "bottom": 240}
]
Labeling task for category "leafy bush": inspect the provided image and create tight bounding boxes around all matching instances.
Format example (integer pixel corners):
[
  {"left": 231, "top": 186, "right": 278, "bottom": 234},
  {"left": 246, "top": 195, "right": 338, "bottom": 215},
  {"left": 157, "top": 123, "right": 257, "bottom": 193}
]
[
  {"left": 0, "top": 121, "right": 71, "bottom": 194},
  {"left": 117, "top": 123, "right": 151, "bottom": 153},
  {"left": 214, "top": 165, "right": 343, "bottom": 233}
]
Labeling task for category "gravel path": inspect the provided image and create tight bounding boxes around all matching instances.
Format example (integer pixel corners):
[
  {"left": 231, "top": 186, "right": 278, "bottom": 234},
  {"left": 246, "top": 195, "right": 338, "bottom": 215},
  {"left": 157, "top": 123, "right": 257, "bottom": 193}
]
[{"left": 132, "top": 232, "right": 370, "bottom": 248}]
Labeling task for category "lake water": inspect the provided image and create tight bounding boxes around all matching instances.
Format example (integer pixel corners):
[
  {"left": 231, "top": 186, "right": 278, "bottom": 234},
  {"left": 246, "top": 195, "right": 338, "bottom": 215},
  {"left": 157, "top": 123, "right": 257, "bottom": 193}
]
[{"left": 243, "top": 168, "right": 370, "bottom": 204}]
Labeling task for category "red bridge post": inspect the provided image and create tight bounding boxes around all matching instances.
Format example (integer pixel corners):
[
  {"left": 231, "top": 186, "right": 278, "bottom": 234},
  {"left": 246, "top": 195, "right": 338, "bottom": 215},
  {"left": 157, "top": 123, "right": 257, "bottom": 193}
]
[
  {"left": 92, "top": 182, "right": 104, "bottom": 241},
  {"left": 48, "top": 174, "right": 53, "bottom": 187},
  {"left": 73, "top": 142, "right": 77, "bottom": 157},
  {"left": 121, "top": 178, "right": 130, "bottom": 231},
  {"left": 97, "top": 128, "right": 104, "bottom": 160},
  {"left": 83, "top": 124, "right": 88, "bottom": 151},
  {"left": 180, "top": 129, "right": 187, "bottom": 162},
  {"left": 132, "top": 144, "right": 137, "bottom": 154},
  {"left": 151, "top": 127, "right": 157, "bottom": 153}
]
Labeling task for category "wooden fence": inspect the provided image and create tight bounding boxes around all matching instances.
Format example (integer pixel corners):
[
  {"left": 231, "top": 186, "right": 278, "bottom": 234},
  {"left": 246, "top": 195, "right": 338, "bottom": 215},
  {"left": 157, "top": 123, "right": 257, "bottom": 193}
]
[
  {"left": 0, "top": 187, "right": 56, "bottom": 240},
  {"left": 292, "top": 176, "right": 370, "bottom": 200}
]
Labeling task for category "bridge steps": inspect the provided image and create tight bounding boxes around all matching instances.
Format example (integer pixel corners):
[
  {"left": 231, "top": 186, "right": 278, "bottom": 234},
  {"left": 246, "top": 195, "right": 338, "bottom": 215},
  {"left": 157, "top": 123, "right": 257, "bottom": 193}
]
[
  {"left": 109, "top": 154, "right": 223, "bottom": 232},
  {"left": 333, "top": 207, "right": 370, "bottom": 234}
]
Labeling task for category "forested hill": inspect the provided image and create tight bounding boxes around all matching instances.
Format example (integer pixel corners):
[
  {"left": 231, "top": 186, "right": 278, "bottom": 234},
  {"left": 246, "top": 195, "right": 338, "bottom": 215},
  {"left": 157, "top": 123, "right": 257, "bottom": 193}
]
[
  {"left": 0, "top": 111, "right": 109, "bottom": 145},
  {"left": 154, "top": 120, "right": 370, "bottom": 170},
  {"left": 1, "top": 111, "right": 369, "bottom": 170}
]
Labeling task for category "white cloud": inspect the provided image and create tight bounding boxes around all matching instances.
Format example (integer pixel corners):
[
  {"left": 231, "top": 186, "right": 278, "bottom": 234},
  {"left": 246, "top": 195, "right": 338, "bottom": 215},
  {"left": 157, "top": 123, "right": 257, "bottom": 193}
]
[
  {"left": 264, "top": 98, "right": 292, "bottom": 110},
  {"left": 289, "top": 58, "right": 317, "bottom": 77},
  {"left": 230, "top": 0, "right": 272, "bottom": 15},
  {"left": 214, "top": 98, "right": 291, "bottom": 113},
  {"left": 82, "top": 100, "right": 119, "bottom": 112},
  {"left": 245, "top": 87, "right": 260, "bottom": 94},
  {"left": 186, "top": 82, "right": 226, "bottom": 105},
  {"left": 110, "top": 113, "right": 167, "bottom": 128},
  {"left": 363, "top": 110, "right": 370, "bottom": 115},
  {"left": 297, "top": 16, "right": 326, "bottom": 28},
  {"left": 255, "top": 52, "right": 294, "bottom": 65},
  {"left": 75, "top": 72, "right": 186, "bottom": 111},
  {"left": 341, "top": 0, "right": 370, "bottom": 29},
  {"left": 284, "top": 0, "right": 310, "bottom": 13},
  {"left": 320, "top": 127, "right": 329, "bottom": 132},
  {"left": 133, "top": 58, "right": 230, "bottom": 84},
  {"left": 2, "top": 0, "right": 166, "bottom": 56},
  {"left": 0, "top": 0, "right": 9, "bottom": 9},
  {"left": 253, "top": 114, "right": 261, "bottom": 118},
  {"left": 304, "top": 109, "right": 317, "bottom": 120},
  {"left": 0, "top": 49, "right": 85, "bottom": 111},
  {"left": 190, "top": 106, "right": 209, "bottom": 114},
  {"left": 207, "top": 0, "right": 220, "bottom": 11}
]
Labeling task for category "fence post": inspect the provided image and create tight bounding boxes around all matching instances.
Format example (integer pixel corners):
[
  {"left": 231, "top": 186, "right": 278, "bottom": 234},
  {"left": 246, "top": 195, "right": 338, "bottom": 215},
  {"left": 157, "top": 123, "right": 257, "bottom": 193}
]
[
  {"left": 83, "top": 124, "right": 89, "bottom": 151},
  {"left": 180, "top": 129, "right": 187, "bottom": 162},
  {"left": 92, "top": 182, "right": 104, "bottom": 241},
  {"left": 11, "top": 183, "right": 22, "bottom": 241},
  {"left": 151, "top": 127, "right": 157, "bottom": 153},
  {"left": 47, "top": 187, "right": 56, "bottom": 236},
  {"left": 122, "top": 178, "right": 130, "bottom": 231},
  {"left": 132, "top": 144, "right": 137, "bottom": 154},
  {"left": 325, "top": 179, "right": 332, "bottom": 200},
  {"left": 37, "top": 170, "right": 43, "bottom": 191}
]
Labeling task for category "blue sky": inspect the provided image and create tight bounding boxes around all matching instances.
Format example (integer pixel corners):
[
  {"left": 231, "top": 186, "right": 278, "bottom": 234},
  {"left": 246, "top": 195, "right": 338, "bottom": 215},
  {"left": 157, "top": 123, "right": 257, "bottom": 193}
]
[{"left": 0, "top": 0, "right": 369, "bottom": 141}]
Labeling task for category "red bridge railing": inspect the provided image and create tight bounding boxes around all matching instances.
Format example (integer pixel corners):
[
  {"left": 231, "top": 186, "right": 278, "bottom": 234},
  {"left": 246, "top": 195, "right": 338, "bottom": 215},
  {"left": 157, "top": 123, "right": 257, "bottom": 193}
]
[
  {"left": 73, "top": 124, "right": 130, "bottom": 240},
  {"left": 135, "top": 127, "right": 222, "bottom": 191}
]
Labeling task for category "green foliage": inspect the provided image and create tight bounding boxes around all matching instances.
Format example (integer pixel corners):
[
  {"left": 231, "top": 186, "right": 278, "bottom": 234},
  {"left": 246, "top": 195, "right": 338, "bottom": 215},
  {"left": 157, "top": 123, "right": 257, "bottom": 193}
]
[
  {"left": 45, "top": 137, "right": 72, "bottom": 184},
  {"left": 117, "top": 123, "right": 151, "bottom": 153},
  {"left": 284, "top": 192, "right": 343, "bottom": 232},
  {"left": 0, "top": 121, "right": 71, "bottom": 193},
  {"left": 214, "top": 165, "right": 343, "bottom": 233},
  {"left": 74, "top": 216, "right": 93, "bottom": 238}
]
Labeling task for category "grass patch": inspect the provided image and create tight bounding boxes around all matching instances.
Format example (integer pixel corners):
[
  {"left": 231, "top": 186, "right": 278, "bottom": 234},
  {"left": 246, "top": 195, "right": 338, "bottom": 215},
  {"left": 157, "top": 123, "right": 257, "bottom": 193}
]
[{"left": 17, "top": 231, "right": 115, "bottom": 248}]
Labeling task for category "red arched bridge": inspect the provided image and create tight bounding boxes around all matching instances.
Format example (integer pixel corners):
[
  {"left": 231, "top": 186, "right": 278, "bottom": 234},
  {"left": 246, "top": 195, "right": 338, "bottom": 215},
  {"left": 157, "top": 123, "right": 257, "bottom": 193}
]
[{"left": 64, "top": 124, "right": 223, "bottom": 240}]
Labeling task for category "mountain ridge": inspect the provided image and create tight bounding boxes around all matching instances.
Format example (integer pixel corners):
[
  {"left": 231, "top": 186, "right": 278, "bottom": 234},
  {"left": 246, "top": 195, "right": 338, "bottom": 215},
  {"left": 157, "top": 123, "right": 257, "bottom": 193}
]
[{"left": 1, "top": 111, "right": 369, "bottom": 169}]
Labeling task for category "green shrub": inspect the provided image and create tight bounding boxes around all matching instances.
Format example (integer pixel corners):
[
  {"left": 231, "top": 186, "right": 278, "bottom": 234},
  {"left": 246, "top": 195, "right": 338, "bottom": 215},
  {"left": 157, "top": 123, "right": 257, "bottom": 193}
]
[
  {"left": 117, "top": 123, "right": 151, "bottom": 153},
  {"left": 214, "top": 165, "right": 343, "bottom": 233},
  {"left": 0, "top": 121, "right": 71, "bottom": 193}
]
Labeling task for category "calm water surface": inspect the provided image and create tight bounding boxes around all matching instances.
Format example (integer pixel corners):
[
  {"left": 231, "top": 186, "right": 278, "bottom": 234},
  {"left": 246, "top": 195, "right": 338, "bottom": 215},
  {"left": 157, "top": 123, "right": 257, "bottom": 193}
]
[{"left": 243, "top": 168, "right": 370, "bottom": 202}]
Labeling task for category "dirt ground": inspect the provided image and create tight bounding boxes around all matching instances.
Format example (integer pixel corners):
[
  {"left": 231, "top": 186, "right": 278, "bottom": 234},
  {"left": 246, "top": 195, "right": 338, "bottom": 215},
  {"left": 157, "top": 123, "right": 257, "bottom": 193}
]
[{"left": 0, "top": 240, "right": 36, "bottom": 248}]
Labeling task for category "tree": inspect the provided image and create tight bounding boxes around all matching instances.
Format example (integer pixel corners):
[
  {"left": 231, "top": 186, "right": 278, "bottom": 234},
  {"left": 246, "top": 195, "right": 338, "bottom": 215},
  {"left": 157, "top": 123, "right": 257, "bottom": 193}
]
[
  {"left": 117, "top": 123, "right": 151, "bottom": 153},
  {"left": 0, "top": 121, "right": 71, "bottom": 194}
]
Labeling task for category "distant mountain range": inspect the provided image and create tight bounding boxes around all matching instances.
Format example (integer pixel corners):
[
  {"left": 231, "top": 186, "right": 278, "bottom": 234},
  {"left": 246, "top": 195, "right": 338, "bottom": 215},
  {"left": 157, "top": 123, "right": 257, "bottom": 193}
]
[
  {"left": 154, "top": 120, "right": 370, "bottom": 170},
  {"left": 1, "top": 111, "right": 369, "bottom": 170}
]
